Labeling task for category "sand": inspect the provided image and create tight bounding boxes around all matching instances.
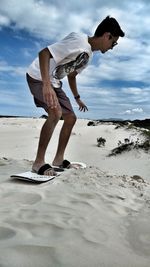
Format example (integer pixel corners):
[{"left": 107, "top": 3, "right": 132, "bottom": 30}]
[{"left": 0, "top": 117, "right": 150, "bottom": 267}]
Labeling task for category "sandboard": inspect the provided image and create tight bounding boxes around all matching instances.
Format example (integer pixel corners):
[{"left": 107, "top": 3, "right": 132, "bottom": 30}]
[
  {"left": 11, "top": 171, "right": 57, "bottom": 183},
  {"left": 11, "top": 162, "right": 86, "bottom": 183}
]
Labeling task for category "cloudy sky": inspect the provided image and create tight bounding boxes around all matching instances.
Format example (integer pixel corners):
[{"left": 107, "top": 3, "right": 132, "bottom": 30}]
[{"left": 0, "top": 0, "right": 150, "bottom": 119}]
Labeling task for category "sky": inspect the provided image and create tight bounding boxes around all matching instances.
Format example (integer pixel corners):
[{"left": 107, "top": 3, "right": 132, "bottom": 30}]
[{"left": 0, "top": 0, "right": 150, "bottom": 120}]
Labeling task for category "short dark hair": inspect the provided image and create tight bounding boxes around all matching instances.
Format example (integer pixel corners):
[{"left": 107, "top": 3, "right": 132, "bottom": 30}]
[{"left": 94, "top": 16, "right": 125, "bottom": 37}]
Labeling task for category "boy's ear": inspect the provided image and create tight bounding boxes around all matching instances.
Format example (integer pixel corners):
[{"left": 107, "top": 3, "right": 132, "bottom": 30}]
[
  {"left": 102, "top": 32, "right": 109, "bottom": 39},
  {"left": 102, "top": 32, "right": 110, "bottom": 40}
]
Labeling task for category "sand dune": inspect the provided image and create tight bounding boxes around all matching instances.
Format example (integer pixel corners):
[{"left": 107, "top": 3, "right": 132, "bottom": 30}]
[{"left": 0, "top": 118, "right": 150, "bottom": 267}]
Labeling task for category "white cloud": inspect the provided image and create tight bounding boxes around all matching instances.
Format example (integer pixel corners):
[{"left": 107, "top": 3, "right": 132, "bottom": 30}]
[
  {"left": 121, "top": 87, "right": 150, "bottom": 101},
  {"left": 0, "top": 60, "right": 26, "bottom": 76},
  {"left": 0, "top": 0, "right": 94, "bottom": 39},
  {"left": 121, "top": 108, "right": 144, "bottom": 115},
  {"left": 0, "top": 14, "right": 10, "bottom": 27}
]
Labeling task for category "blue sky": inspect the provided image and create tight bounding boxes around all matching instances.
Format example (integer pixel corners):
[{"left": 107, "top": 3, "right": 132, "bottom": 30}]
[{"left": 0, "top": 0, "right": 150, "bottom": 120}]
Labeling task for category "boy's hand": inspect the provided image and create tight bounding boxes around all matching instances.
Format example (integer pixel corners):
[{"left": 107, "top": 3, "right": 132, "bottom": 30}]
[
  {"left": 43, "top": 83, "right": 58, "bottom": 109},
  {"left": 76, "top": 98, "right": 88, "bottom": 112}
]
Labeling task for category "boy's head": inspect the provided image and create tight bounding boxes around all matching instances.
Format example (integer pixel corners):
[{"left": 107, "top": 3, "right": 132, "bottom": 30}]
[
  {"left": 89, "top": 16, "right": 125, "bottom": 53},
  {"left": 94, "top": 16, "right": 125, "bottom": 38}
]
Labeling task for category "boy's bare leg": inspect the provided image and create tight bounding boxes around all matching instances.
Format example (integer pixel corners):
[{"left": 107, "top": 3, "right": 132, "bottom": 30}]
[
  {"left": 52, "top": 113, "right": 77, "bottom": 166},
  {"left": 32, "top": 106, "right": 62, "bottom": 175}
]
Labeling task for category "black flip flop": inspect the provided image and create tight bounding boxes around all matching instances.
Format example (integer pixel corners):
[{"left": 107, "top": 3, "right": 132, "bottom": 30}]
[
  {"left": 36, "top": 164, "right": 64, "bottom": 175},
  {"left": 37, "top": 164, "right": 53, "bottom": 175},
  {"left": 59, "top": 160, "right": 71, "bottom": 169}
]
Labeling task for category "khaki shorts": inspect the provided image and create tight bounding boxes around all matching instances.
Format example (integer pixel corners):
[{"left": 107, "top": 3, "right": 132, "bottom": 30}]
[{"left": 26, "top": 73, "right": 74, "bottom": 115}]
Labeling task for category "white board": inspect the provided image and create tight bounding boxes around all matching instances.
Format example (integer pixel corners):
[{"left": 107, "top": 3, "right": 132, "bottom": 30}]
[{"left": 11, "top": 171, "right": 57, "bottom": 183}]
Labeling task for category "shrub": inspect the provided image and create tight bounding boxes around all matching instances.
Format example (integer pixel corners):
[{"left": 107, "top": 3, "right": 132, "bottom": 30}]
[{"left": 97, "top": 137, "right": 106, "bottom": 147}]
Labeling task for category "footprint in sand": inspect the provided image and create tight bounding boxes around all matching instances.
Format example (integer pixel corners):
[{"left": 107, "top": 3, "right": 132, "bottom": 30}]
[
  {"left": 2, "top": 192, "right": 42, "bottom": 205},
  {"left": 83, "top": 229, "right": 108, "bottom": 244},
  {"left": 127, "top": 209, "right": 150, "bottom": 256},
  {"left": 0, "top": 245, "right": 59, "bottom": 267},
  {"left": 15, "top": 193, "right": 42, "bottom": 205},
  {"left": 0, "top": 158, "right": 9, "bottom": 166},
  {"left": 0, "top": 226, "right": 16, "bottom": 240}
]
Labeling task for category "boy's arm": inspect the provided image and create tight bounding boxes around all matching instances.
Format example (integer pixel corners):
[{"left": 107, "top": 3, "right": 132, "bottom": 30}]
[
  {"left": 67, "top": 71, "right": 79, "bottom": 98},
  {"left": 67, "top": 71, "right": 88, "bottom": 112},
  {"left": 39, "top": 48, "right": 58, "bottom": 109}
]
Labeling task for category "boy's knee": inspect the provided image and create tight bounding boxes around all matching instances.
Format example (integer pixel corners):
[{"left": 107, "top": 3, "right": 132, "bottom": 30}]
[
  {"left": 64, "top": 113, "right": 77, "bottom": 125},
  {"left": 47, "top": 107, "right": 62, "bottom": 122}
]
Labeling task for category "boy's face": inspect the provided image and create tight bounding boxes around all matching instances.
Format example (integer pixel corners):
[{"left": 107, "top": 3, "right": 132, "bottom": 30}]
[{"left": 100, "top": 32, "right": 119, "bottom": 53}]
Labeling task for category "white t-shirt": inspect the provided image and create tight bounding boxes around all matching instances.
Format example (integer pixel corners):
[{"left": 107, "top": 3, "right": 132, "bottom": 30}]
[{"left": 27, "top": 32, "right": 93, "bottom": 87}]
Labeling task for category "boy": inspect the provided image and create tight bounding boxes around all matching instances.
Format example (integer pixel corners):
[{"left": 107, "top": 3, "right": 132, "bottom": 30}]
[{"left": 26, "top": 16, "right": 125, "bottom": 175}]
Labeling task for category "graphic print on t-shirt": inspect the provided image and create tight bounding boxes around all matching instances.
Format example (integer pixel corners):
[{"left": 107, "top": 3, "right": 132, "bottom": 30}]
[{"left": 52, "top": 52, "right": 89, "bottom": 80}]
